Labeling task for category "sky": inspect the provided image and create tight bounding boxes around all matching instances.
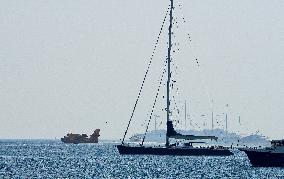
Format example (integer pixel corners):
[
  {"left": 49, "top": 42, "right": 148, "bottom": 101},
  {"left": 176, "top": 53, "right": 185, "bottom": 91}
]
[{"left": 0, "top": 0, "right": 283, "bottom": 140}]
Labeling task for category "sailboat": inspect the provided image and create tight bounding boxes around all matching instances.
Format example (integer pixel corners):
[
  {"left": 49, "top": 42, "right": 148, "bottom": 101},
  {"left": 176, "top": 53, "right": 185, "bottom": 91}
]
[{"left": 117, "top": 0, "right": 233, "bottom": 156}]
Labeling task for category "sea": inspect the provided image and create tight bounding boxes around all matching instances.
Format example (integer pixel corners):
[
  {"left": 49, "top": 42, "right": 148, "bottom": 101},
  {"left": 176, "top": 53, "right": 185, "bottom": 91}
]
[{"left": 0, "top": 140, "right": 283, "bottom": 178}]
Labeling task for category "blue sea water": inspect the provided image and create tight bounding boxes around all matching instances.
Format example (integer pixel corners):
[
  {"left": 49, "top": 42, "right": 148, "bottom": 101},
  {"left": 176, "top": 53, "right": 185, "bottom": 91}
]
[{"left": 0, "top": 140, "right": 283, "bottom": 178}]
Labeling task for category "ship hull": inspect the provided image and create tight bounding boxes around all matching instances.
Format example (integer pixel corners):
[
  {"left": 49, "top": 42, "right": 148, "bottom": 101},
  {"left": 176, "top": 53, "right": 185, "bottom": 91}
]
[
  {"left": 117, "top": 145, "right": 233, "bottom": 156},
  {"left": 242, "top": 150, "right": 284, "bottom": 167},
  {"left": 61, "top": 138, "right": 98, "bottom": 144}
]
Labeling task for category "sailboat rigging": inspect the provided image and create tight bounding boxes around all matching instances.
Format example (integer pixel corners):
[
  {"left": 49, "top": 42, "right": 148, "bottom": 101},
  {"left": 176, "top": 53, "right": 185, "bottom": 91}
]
[{"left": 117, "top": 0, "right": 233, "bottom": 156}]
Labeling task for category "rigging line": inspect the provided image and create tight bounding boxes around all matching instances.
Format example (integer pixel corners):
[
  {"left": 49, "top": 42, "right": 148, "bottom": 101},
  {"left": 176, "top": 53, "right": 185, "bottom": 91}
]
[
  {"left": 194, "top": 58, "right": 213, "bottom": 106},
  {"left": 141, "top": 59, "right": 168, "bottom": 146},
  {"left": 171, "top": 61, "right": 182, "bottom": 110},
  {"left": 169, "top": 56, "right": 183, "bottom": 122},
  {"left": 171, "top": 94, "right": 180, "bottom": 117},
  {"left": 176, "top": 2, "right": 189, "bottom": 27},
  {"left": 168, "top": 54, "right": 182, "bottom": 122},
  {"left": 171, "top": 2, "right": 189, "bottom": 43},
  {"left": 121, "top": 7, "right": 170, "bottom": 144},
  {"left": 175, "top": 2, "right": 193, "bottom": 47},
  {"left": 177, "top": 1, "right": 212, "bottom": 107},
  {"left": 170, "top": 77, "right": 179, "bottom": 111},
  {"left": 171, "top": 6, "right": 192, "bottom": 115},
  {"left": 168, "top": 19, "right": 182, "bottom": 123}
]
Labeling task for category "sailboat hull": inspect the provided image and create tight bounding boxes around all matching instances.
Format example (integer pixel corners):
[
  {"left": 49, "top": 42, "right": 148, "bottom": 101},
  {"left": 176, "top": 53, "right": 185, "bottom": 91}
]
[{"left": 117, "top": 145, "right": 233, "bottom": 156}]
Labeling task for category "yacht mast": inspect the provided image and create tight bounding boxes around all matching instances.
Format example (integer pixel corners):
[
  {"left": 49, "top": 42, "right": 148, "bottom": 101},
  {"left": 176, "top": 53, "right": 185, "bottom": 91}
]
[
  {"left": 184, "top": 100, "right": 187, "bottom": 131},
  {"left": 211, "top": 99, "right": 214, "bottom": 132},
  {"left": 225, "top": 104, "right": 229, "bottom": 134},
  {"left": 166, "top": 0, "right": 174, "bottom": 147}
]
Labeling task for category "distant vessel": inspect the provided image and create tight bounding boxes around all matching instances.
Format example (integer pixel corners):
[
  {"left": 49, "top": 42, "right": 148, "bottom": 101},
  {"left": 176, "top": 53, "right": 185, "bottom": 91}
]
[
  {"left": 128, "top": 129, "right": 270, "bottom": 147},
  {"left": 241, "top": 139, "right": 284, "bottom": 167},
  {"left": 61, "top": 129, "right": 100, "bottom": 144},
  {"left": 129, "top": 134, "right": 142, "bottom": 142},
  {"left": 240, "top": 133, "right": 269, "bottom": 146},
  {"left": 117, "top": 0, "right": 233, "bottom": 156}
]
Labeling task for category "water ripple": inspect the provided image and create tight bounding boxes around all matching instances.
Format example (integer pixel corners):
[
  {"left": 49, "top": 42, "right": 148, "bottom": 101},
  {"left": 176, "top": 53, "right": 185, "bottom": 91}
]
[{"left": 0, "top": 140, "right": 283, "bottom": 178}]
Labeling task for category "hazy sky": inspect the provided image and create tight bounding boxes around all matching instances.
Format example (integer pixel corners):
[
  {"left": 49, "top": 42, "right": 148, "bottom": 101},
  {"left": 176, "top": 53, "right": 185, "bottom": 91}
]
[{"left": 0, "top": 0, "right": 283, "bottom": 140}]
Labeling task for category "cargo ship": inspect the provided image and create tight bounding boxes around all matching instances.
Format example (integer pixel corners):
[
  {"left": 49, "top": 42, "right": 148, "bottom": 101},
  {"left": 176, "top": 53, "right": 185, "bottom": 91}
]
[{"left": 61, "top": 129, "right": 100, "bottom": 144}]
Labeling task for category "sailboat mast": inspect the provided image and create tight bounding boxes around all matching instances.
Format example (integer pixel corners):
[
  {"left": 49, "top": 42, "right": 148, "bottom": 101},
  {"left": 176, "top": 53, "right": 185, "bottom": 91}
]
[
  {"left": 211, "top": 99, "right": 214, "bottom": 132},
  {"left": 166, "top": 0, "right": 174, "bottom": 147},
  {"left": 184, "top": 100, "right": 187, "bottom": 131},
  {"left": 225, "top": 104, "right": 229, "bottom": 134}
]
